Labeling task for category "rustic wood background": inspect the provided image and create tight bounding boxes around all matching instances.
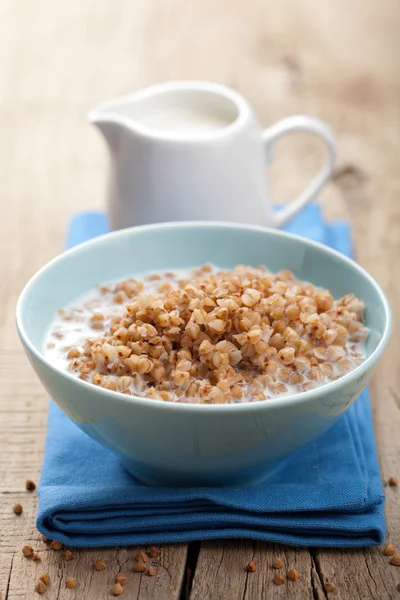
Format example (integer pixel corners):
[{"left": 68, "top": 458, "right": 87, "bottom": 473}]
[{"left": 0, "top": 0, "right": 399, "bottom": 598}]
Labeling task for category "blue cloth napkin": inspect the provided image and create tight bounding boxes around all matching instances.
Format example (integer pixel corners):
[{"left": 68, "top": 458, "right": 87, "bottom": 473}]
[{"left": 37, "top": 206, "right": 386, "bottom": 548}]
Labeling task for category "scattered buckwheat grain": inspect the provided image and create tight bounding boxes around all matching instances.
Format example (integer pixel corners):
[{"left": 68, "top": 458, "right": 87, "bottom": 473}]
[
  {"left": 149, "top": 546, "right": 161, "bottom": 558},
  {"left": 274, "top": 573, "right": 285, "bottom": 585},
  {"left": 246, "top": 561, "right": 256, "bottom": 572},
  {"left": 64, "top": 550, "right": 76, "bottom": 561},
  {"left": 135, "top": 550, "right": 148, "bottom": 563},
  {"left": 389, "top": 477, "right": 398, "bottom": 487},
  {"left": 133, "top": 560, "right": 147, "bottom": 573},
  {"left": 41, "top": 535, "right": 49, "bottom": 543},
  {"left": 115, "top": 573, "right": 128, "bottom": 585},
  {"left": 26, "top": 479, "right": 36, "bottom": 491},
  {"left": 113, "top": 583, "right": 124, "bottom": 596},
  {"left": 50, "top": 540, "right": 63, "bottom": 550},
  {"left": 273, "top": 557, "right": 284, "bottom": 569},
  {"left": 39, "top": 574, "right": 50, "bottom": 586},
  {"left": 287, "top": 568, "right": 300, "bottom": 582},
  {"left": 22, "top": 545, "right": 33, "bottom": 557},
  {"left": 32, "top": 552, "right": 40, "bottom": 561},
  {"left": 325, "top": 582, "right": 336, "bottom": 592},
  {"left": 390, "top": 555, "right": 400, "bottom": 566},
  {"left": 94, "top": 559, "right": 107, "bottom": 571},
  {"left": 384, "top": 544, "right": 397, "bottom": 556},
  {"left": 13, "top": 503, "right": 23, "bottom": 515},
  {"left": 35, "top": 581, "right": 47, "bottom": 594},
  {"left": 66, "top": 578, "right": 77, "bottom": 589},
  {"left": 147, "top": 566, "right": 157, "bottom": 577}
]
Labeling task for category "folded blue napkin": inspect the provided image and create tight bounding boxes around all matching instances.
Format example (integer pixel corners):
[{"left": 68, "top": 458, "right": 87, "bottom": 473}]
[{"left": 37, "top": 206, "right": 385, "bottom": 548}]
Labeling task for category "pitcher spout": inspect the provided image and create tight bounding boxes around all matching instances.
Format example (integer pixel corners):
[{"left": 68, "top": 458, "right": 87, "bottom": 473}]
[{"left": 88, "top": 108, "right": 128, "bottom": 154}]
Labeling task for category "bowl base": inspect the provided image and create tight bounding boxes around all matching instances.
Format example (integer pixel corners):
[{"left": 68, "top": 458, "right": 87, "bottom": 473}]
[{"left": 120, "top": 455, "right": 282, "bottom": 487}]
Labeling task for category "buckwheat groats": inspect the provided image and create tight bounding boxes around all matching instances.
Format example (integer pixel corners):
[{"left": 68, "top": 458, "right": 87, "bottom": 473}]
[{"left": 45, "top": 264, "right": 369, "bottom": 404}]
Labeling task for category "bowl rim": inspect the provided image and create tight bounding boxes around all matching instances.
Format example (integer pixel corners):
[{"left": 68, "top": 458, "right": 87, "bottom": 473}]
[{"left": 16, "top": 220, "right": 392, "bottom": 414}]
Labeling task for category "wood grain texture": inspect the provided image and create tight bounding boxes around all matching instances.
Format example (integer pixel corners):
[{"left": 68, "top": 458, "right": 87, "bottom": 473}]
[{"left": 0, "top": 0, "right": 399, "bottom": 598}]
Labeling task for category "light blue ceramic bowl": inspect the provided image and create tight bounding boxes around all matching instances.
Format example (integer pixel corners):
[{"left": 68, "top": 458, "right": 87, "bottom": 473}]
[{"left": 16, "top": 222, "right": 391, "bottom": 486}]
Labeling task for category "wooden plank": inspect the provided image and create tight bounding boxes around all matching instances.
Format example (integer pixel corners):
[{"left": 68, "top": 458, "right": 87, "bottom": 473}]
[
  {"left": 2, "top": 541, "right": 187, "bottom": 600},
  {"left": 190, "top": 541, "right": 317, "bottom": 600}
]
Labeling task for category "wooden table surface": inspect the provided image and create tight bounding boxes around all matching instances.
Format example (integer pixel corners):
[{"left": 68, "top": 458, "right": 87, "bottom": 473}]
[{"left": 1, "top": 0, "right": 399, "bottom": 598}]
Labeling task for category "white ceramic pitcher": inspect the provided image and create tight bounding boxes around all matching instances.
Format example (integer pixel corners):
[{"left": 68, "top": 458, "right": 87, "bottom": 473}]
[{"left": 89, "top": 81, "right": 337, "bottom": 230}]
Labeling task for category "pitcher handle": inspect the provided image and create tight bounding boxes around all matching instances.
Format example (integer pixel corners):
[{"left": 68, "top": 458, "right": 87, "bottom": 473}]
[{"left": 262, "top": 115, "right": 337, "bottom": 228}]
